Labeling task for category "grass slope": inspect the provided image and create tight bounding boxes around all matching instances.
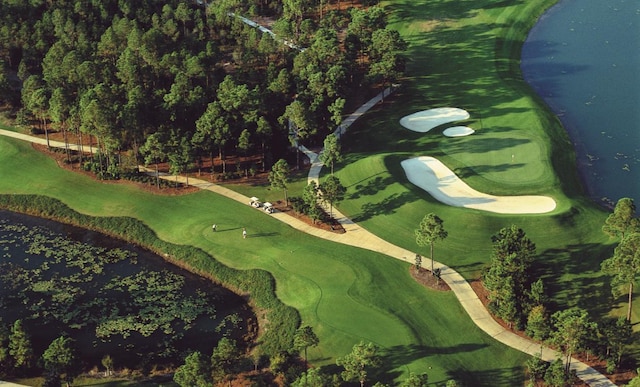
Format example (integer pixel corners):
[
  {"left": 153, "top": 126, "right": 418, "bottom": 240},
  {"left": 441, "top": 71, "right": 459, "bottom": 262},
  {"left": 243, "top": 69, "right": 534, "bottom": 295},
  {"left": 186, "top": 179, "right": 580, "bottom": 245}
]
[
  {"left": 334, "top": 0, "right": 639, "bottom": 352},
  {"left": 1, "top": 0, "right": 637, "bottom": 385},
  {"left": 0, "top": 137, "right": 528, "bottom": 385}
]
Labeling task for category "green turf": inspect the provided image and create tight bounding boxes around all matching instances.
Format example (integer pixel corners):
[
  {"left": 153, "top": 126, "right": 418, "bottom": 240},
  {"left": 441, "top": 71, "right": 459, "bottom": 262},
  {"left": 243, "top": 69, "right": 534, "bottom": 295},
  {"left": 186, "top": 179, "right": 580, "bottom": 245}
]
[
  {"left": 1, "top": 0, "right": 638, "bottom": 384},
  {"left": 0, "top": 136, "right": 528, "bottom": 385},
  {"left": 332, "top": 0, "right": 640, "bottom": 354}
]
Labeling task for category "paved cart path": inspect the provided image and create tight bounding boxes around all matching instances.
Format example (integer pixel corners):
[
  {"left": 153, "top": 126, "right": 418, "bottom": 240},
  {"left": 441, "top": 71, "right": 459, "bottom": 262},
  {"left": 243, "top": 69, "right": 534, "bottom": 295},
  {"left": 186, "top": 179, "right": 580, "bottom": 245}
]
[{"left": 0, "top": 105, "right": 615, "bottom": 387}]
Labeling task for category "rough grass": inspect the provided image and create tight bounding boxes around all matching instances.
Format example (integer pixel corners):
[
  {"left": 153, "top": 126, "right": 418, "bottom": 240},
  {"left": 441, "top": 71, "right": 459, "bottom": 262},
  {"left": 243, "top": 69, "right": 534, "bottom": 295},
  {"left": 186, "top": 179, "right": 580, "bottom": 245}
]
[
  {"left": 1, "top": 0, "right": 638, "bottom": 384},
  {"left": 334, "top": 0, "right": 639, "bottom": 356},
  {"left": 0, "top": 136, "right": 529, "bottom": 385}
]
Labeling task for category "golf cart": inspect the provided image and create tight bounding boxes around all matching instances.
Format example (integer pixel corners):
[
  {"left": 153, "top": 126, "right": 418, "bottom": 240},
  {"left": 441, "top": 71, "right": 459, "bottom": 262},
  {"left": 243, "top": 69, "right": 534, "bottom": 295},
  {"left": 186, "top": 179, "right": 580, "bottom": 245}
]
[{"left": 249, "top": 197, "right": 262, "bottom": 208}]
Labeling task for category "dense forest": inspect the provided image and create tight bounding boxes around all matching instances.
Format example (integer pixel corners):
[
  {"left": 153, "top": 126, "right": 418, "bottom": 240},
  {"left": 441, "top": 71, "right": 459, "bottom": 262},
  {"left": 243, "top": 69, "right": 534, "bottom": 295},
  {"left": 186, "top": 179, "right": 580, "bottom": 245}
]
[{"left": 0, "top": 0, "right": 407, "bottom": 179}]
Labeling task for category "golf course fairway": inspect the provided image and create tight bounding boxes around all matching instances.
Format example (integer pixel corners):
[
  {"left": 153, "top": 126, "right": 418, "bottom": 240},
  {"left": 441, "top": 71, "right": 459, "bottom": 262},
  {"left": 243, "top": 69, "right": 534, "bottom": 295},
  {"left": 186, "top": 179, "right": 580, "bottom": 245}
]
[{"left": 0, "top": 0, "right": 638, "bottom": 385}]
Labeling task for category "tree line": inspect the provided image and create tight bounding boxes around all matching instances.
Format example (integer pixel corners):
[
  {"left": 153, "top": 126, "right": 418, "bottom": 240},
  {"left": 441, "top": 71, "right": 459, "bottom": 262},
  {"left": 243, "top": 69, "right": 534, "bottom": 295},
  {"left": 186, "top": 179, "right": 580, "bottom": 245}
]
[
  {"left": 0, "top": 0, "right": 406, "bottom": 182},
  {"left": 414, "top": 197, "right": 640, "bottom": 386},
  {"left": 173, "top": 324, "right": 461, "bottom": 387}
]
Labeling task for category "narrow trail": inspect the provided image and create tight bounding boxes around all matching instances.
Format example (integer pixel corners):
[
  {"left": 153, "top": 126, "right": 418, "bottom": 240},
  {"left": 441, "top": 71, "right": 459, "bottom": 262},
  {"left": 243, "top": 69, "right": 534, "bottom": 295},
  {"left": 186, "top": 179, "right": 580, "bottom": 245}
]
[{"left": 0, "top": 101, "right": 615, "bottom": 386}]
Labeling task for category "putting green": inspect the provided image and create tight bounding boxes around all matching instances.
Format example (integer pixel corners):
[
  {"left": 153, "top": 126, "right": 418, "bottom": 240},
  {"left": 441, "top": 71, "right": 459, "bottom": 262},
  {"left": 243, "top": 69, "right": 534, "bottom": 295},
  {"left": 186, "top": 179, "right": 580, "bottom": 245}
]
[
  {"left": 0, "top": 136, "right": 528, "bottom": 385},
  {"left": 439, "top": 130, "right": 553, "bottom": 189}
]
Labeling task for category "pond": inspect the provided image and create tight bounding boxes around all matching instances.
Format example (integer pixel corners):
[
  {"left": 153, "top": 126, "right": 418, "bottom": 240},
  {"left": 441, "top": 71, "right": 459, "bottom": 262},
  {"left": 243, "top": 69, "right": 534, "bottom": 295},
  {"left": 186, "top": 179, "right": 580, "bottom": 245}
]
[
  {"left": 521, "top": 0, "right": 640, "bottom": 206},
  {"left": 0, "top": 210, "right": 255, "bottom": 370}
]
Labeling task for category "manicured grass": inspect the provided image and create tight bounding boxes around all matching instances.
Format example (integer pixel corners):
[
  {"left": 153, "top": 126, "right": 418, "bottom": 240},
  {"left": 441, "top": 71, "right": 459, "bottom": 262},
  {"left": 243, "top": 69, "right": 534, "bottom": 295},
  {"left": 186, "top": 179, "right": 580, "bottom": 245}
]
[
  {"left": 1, "top": 0, "right": 638, "bottom": 384},
  {"left": 0, "top": 136, "right": 528, "bottom": 385},
  {"left": 332, "top": 0, "right": 639, "bottom": 354}
]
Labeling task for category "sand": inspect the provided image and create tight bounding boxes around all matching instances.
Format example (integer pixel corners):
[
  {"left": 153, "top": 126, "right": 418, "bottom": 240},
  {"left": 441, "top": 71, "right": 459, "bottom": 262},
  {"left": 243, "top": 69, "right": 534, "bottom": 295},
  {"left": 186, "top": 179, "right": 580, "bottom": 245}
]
[
  {"left": 443, "top": 126, "right": 475, "bottom": 137},
  {"left": 400, "top": 108, "right": 470, "bottom": 133},
  {"left": 401, "top": 156, "right": 557, "bottom": 214}
]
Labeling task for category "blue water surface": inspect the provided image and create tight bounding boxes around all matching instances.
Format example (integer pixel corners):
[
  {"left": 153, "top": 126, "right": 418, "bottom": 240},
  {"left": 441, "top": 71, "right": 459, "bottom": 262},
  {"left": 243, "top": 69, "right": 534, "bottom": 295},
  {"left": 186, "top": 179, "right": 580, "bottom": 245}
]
[{"left": 521, "top": 0, "right": 640, "bottom": 207}]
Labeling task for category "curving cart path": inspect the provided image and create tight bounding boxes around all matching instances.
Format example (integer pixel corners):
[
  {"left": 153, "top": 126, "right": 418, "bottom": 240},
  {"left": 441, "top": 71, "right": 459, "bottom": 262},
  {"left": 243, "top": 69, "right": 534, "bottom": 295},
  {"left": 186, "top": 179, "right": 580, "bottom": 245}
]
[
  {"left": 300, "top": 88, "right": 614, "bottom": 387},
  {"left": 0, "top": 96, "right": 614, "bottom": 386}
]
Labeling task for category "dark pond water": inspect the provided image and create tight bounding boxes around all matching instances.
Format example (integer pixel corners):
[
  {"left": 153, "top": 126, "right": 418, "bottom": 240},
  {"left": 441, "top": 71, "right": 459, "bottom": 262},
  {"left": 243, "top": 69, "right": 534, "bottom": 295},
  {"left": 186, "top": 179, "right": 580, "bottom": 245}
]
[
  {"left": 0, "top": 210, "right": 254, "bottom": 369},
  {"left": 521, "top": 0, "right": 640, "bottom": 207}
]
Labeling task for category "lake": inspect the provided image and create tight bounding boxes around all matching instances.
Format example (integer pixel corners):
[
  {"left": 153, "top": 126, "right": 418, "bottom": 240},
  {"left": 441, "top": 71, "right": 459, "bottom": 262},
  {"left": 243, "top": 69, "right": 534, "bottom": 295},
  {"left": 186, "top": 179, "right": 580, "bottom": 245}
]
[
  {"left": 0, "top": 210, "right": 255, "bottom": 369},
  {"left": 521, "top": 0, "right": 640, "bottom": 207}
]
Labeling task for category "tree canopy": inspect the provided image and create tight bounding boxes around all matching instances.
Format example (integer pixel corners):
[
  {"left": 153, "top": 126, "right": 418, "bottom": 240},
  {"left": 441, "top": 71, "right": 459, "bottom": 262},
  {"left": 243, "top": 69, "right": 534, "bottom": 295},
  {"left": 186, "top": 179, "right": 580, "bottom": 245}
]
[
  {"left": 415, "top": 213, "right": 448, "bottom": 273},
  {"left": 483, "top": 225, "right": 537, "bottom": 328},
  {"left": 601, "top": 232, "right": 640, "bottom": 321},
  {"left": 603, "top": 198, "right": 639, "bottom": 239},
  {"left": 0, "top": 0, "right": 406, "bottom": 180}
]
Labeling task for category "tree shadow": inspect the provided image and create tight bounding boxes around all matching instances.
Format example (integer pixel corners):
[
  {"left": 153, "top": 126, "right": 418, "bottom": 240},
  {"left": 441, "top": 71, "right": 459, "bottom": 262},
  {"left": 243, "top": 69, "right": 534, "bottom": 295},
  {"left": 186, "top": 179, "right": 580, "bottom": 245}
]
[
  {"left": 246, "top": 232, "right": 279, "bottom": 238},
  {"left": 444, "top": 136, "right": 531, "bottom": 155},
  {"left": 446, "top": 365, "right": 524, "bottom": 387},
  {"left": 381, "top": 343, "right": 529, "bottom": 386},
  {"left": 537, "top": 243, "right": 615, "bottom": 320},
  {"left": 449, "top": 261, "right": 486, "bottom": 276},
  {"left": 349, "top": 175, "right": 397, "bottom": 199},
  {"left": 353, "top": 192, "right": 415, "bottom": 222},
  {"left": 453, "top": 163, "right": 526, "bottom": 179}
]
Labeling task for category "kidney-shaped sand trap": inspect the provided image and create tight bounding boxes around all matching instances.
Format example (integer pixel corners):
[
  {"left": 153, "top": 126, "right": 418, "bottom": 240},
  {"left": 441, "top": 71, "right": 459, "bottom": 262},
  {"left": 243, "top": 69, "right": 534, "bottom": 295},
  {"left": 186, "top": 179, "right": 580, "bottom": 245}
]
[
  {"left": 443, "top": 126, "right": 475, "bottom": 137},
  {"left": 401, "top": 156, "right": 556, "bottom": 214},
  {"left": 400, "top": 108, "right": 470, "bottom": 133}
]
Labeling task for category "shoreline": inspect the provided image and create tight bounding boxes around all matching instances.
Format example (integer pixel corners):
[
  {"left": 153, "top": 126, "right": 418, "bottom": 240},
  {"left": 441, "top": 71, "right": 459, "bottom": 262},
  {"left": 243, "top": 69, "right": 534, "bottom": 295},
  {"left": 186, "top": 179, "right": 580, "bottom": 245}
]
[
  {"left": 0, "top": 0, "right": 628, "bottom": 384},
  {"left": 521, "top": 0, "right": 640, "bottom": 207}
]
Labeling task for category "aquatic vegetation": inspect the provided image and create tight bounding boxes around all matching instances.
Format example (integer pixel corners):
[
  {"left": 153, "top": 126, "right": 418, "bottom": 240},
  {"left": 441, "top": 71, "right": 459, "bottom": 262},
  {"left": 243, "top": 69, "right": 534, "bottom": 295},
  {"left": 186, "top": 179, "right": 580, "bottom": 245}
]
[{"left": 0, "top": 218, "right": 245, "bottom": 364}]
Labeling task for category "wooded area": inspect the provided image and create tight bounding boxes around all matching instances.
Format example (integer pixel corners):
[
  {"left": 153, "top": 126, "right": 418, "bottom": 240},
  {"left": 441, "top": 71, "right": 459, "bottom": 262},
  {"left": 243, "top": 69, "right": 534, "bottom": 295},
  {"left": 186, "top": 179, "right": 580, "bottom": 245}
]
[{"left": 0, "top": 0, "right": 406, "bottom": 180}]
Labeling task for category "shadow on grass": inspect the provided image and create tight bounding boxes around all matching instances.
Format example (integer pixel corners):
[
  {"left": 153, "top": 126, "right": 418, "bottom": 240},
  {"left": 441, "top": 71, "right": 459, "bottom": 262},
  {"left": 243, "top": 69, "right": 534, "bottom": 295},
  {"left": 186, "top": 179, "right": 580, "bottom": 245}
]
[
  {"left": 353, "top": 192, "right": 416, "bottom": 222},
  {"left": 247, "top": 232, "right": 279, "bottom": 238},
  {"left": 321, "top": 343, "right": 494, "bottom": 386},
  {"left": 381, "top": 343, "right": 524, "bottom": 386},
  {"left": 447, "top": 365, "right": 524, "bottom": 387},
  {"left": 538, "top": 242, "right": 615, "bottom": 320},
  {"left": 453, "top": 163, "right": 526, "bottom": 179},
  {"left": 444, "top": 135, "right": 531, "bottom": 155},
  {"left": 449, "top": 261, "right": 486, "bottom": 276},
  {"left": 349, "top": 174, "right": 396, "bottom": 199}
]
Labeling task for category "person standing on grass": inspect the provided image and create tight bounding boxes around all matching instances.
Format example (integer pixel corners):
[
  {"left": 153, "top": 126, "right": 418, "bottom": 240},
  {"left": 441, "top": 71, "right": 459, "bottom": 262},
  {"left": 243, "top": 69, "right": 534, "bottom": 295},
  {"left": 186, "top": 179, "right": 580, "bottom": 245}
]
[
  {"left": 242, "top": 228, "right": 247, "bottom": 239},
  {"left": 212, "top": 224, "right": 217, "bottom": 232}
]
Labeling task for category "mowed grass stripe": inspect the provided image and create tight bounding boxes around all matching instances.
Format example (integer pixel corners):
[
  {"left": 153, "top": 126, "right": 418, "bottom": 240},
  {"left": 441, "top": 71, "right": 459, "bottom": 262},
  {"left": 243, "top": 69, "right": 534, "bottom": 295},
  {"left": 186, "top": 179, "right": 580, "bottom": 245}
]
[{"left": 0, "top": 136, "right": 528, "bottom": 385}]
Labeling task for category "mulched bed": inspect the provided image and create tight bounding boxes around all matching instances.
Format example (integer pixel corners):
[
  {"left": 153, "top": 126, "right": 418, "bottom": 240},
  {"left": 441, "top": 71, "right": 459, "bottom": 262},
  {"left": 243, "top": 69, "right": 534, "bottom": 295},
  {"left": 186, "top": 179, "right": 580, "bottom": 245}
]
[
  {"left": 26, "top": 134, "right": 637, "bottom": 385},
  {"left": 273, "top": 202, "right": 346, "bottom": 234},
  {"left": 31, "top": 142, "right": 346, "bottom": 234},
  {"left": 468, "top": 279, "right": 635, "bottom": 386},
  {"left": 410, "top": 267, "right": 450, "bottom": 291},
  {"left": 32, "top": 143, "right": 199, "bottom": 195}
]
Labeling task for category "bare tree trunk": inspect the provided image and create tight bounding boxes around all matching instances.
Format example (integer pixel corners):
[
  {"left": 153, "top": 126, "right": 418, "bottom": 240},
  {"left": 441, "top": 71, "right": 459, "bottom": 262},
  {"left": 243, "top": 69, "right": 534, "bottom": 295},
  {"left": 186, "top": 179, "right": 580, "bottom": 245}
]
[
  {"left": 77, "top": 130, "right": 84, "bottom": 165},
  {"left": 62, "top": 124, "right": 70, "bottom": 163},
  {"left": 628, "top": 282, "right": 633, "bottom": 321},
  {"left": 430, "top": 243, "right": 434, "bottom": 273},
  {"left": 155, "top": 163, "right": 160, "bottom": 189},
  {"left": 88, "top": 134, "right": 94, "bottom": 161},
  {"left": 43, "top": 116, "right": 50, "bottom": 148}
]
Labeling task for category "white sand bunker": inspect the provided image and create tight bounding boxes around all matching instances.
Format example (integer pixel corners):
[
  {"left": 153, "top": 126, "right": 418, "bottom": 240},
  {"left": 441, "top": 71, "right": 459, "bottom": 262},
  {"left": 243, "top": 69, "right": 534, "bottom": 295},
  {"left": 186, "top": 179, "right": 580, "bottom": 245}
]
[
  {"left": 401, "top": 156, "right": 556, "bottom": 214},
  {"left": 443, "top": 126, "right": 475, "bottom": 137},
  {"left": 400, "top": 108, "right": 470, "bottom": 133}
]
